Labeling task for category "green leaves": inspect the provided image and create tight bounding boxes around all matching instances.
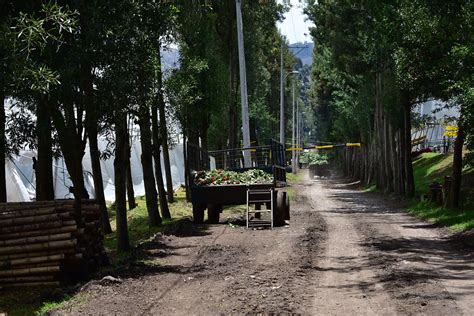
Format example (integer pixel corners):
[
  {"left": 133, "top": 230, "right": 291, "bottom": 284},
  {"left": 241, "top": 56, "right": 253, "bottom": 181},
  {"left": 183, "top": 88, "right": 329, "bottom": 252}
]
[
  {"left": 13, "top": 2, "right": 78, "bottom": 55},
  {"left": 194, "top": 169, "right": 273, "bottom": 186},
  {"left": 5, "top": 2, "right": 78, "bottom": 96},
  {"left": 26, "top": 64, "right": 60, "bottom": 93}
]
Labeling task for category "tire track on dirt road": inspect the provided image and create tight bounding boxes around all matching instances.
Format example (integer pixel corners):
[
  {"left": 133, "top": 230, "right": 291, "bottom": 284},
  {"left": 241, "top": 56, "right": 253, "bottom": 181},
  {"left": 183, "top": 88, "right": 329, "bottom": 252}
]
[
  {"left": 311, "top": 177, "right": 473, "bottom": 315},
  {"left": 308, "top": 179, "right": 398, "bottom": 315}
]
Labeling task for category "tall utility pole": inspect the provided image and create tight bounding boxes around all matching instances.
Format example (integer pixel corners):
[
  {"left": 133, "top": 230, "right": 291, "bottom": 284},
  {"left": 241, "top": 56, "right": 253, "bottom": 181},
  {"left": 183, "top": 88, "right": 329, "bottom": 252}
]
[
  {"left": 279, "top": 41, "right": 285, "bottom": 145},
  {"left": 292, "top": 80, "right": 296, "bottom": 173},
  {"left": 296, "top": 99, "right": 300, "bottom": 161},
  {"left": 235, "top": 0, "right": 251, "bottom": 167}
]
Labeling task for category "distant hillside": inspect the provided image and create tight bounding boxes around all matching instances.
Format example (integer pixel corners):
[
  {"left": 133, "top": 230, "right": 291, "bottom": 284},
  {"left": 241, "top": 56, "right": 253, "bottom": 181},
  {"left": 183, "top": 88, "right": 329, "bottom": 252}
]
[{"left": 289, "top": 42, "right": 314, "bottom": 65}]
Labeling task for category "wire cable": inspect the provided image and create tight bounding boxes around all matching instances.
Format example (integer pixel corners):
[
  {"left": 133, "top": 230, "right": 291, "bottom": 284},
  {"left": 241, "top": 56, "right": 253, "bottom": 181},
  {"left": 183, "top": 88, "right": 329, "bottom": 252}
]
[{"left": 9, "top": 158, "right": 36, "bottom": 189}]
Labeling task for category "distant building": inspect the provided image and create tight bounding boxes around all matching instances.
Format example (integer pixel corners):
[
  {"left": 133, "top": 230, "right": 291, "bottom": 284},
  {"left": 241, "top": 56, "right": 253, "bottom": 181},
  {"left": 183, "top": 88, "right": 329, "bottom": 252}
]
[{"left": 412, "top": 100, "right": 460, "bottom": 152}]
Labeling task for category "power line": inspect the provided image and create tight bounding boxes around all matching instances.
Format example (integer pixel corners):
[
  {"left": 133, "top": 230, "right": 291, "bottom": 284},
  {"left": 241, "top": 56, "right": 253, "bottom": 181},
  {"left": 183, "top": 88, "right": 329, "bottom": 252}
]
[{"left": 288, "top": 44, "right": 309, "bottom": 60}]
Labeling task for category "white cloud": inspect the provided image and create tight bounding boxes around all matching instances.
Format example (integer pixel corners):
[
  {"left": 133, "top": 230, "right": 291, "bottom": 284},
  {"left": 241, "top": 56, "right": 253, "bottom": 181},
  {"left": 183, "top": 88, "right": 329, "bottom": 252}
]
[{"left": 277, "top": 0, "right": 314, "bottom": 44}]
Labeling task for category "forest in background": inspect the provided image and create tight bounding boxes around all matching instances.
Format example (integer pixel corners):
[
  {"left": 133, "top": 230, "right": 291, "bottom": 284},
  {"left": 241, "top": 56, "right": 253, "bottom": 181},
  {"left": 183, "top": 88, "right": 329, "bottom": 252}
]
[{"left": 305, "top": 0, "right": 473, "bottom": 208}]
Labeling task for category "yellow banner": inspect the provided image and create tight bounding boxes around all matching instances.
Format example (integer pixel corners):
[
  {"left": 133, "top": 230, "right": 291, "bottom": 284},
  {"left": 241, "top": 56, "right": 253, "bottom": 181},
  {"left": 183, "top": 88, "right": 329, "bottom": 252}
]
[
  {"left": 346, "top": 143, "right": 361, "bottom": 147},
  {"left": 286, "top": 147, "right": 304, "bottom": 151}
]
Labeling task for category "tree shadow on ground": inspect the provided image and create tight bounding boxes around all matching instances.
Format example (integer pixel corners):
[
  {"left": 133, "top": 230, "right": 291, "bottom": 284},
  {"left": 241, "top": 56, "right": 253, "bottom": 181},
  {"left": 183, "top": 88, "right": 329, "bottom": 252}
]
[
  {"left": 104, "top": 218, "right": 212, "bottom": 279},
  {"left": 317, "top": 180, "right": 474, "bottom": 301}
]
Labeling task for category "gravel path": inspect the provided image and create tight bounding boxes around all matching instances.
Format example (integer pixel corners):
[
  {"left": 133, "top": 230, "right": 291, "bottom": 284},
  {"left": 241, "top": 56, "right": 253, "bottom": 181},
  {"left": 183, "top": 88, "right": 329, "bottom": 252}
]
[{"left": 54, "top": 174, "right": 473, "bottom": 315}]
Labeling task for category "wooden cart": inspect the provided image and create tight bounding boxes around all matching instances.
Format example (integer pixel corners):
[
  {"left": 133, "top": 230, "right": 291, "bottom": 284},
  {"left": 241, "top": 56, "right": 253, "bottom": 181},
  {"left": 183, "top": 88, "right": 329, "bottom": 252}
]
[{"left": 186, "top": 140, "right": 290, "bottom": 226}]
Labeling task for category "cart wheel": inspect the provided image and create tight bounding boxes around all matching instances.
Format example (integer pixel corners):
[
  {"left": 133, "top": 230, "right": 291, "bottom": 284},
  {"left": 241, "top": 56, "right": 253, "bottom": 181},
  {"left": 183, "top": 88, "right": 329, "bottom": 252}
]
[
  {"left": 208, "top": 204, "right": 221, "bottom": 224},
  {"left": 274, "top": 191, "right": 286, "bottom": 227},
  {"left": 285, "top": 194, "right": 290, "bottom": 221},
  {"left": 193, "top": 203, "right": 205, "bottom": 223}
]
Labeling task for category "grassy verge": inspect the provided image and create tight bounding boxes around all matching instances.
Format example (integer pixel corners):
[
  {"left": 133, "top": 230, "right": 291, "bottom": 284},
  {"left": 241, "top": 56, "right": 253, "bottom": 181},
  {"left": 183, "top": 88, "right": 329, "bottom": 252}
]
[
  {"left": 286, "top": 171, "right": 305, "bottom": 201},
  {"left": 103, "top": 188, "right": 193, "bottom": 266},
  {"left": 1, "top": 189, "right": 193, "bottom": 316},
  {"left": 286, "top": 172, "right": 304, "bottom": 185},
  {"left": 34, "top": 294, "right": 88, "bottom": 316},
  {"left": 0, "top": 288, "right": 74, "bottom": 316},
  {"left": 408, "top": 201, "right": 474, "bottom": 231},
  {"left": 409, "top": 152, "right": 474, "bottom": 232},
  {"left": 413, "top": 153, "right": 455, "bottom": 195},
  {"left": 362, "top": 184, "right": 377, "bottom": 193}
]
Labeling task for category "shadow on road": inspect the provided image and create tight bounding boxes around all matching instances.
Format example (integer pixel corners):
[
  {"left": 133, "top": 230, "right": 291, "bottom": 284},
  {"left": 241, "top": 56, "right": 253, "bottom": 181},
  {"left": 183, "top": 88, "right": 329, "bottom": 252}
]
[{"left": 316, "top": 177, "right": 473, "bottom": 308}]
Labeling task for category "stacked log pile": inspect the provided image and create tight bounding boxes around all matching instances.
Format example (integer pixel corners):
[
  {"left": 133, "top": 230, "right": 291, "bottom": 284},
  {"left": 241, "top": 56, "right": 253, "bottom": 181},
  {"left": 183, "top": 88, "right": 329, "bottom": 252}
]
[{"left": 0, "top": 200, "right": 108, "bottom": 288}]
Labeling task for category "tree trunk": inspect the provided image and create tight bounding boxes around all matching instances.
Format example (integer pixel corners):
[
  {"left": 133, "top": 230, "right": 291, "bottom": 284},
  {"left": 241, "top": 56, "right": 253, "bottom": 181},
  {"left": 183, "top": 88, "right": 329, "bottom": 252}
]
[
  {"left": 0, "top": 89, "right": 6, "bottom": 202},
  {"left": 69, "top": 152, "right": 85, "bottom": 229},
  {"left": 183, "top": 133, "right": 191, "bottom": 202},
  {"left": 375, "top": 73, "right": 386, "bottom": 191},
  {"left": 389, "top": 123, "right": 401, "bottom": 195},
  {"left": 449, "top": 116, "right": 465, "bottom": 208},
  {"left": 125, "top": 132, "right": 136, "bottom": 210},
  {"left": 114, "top": 111, "right": 130, "bottom": 251},
  {"left": 401, "top": 95, "right": 415, "bottom": 197},
  {"left": 156, "top": 43, "right": 174, "bottom": 204},
  {"left": 250, "top": 118, "right": 258, "bottom": 147},
  {"left": 151, "top": 101, "right": 171, "bottom": 219},
  {"left": 383, "top": 116, "right": 393, "bottom": 193},
  {"left": 87, "top": 117, "right": 112, "bottom": 234},
  {"left": 126, "top": 160, "right": 136, "bottom": 210},
  {"left": 398, "top": 128, "right": 406, "bottom": 194},
  {"left": 43, "top": 95, "right": 85, "bottom": 228},
  {"left": 200, "top": 117, "right": 210, "bottom": 151},
  {"left": 81, "top": 56, "right": 111, "bottom": 232},
  {"left": 138, "top": 108, "right": 162, "bottom": 226},
  {"left": 228, "top": 52, "right": 238, "bottom": 149},
  {"left": 159, "top": 113, "right": 174, "bottom": 204}
]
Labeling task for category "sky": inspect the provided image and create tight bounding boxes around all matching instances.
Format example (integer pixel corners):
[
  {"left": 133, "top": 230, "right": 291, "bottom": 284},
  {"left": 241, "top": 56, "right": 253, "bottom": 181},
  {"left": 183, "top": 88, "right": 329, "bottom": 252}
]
[{"left": 277, "top": 0, "right": 314, "bottom": 44}]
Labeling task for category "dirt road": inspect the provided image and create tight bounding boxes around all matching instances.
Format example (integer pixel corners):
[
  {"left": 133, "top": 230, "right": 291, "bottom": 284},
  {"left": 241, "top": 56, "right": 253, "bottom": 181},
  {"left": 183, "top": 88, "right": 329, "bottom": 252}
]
[{"left": 56, "top": 175, "right": 474, "bottom": 315}]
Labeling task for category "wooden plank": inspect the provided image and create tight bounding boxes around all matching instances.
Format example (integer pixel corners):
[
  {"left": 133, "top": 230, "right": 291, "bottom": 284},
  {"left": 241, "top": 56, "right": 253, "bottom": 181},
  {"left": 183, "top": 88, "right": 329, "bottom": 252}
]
[{"left": 0, "top": 239, "right": 76, "bottom": 255}]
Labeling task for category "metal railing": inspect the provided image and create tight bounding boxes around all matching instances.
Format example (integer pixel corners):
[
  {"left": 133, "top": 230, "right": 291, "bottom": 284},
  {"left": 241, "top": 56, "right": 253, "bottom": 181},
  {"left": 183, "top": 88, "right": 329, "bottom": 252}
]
[{"left": 186, "top": 140, "right": 287, "bottom": 185}]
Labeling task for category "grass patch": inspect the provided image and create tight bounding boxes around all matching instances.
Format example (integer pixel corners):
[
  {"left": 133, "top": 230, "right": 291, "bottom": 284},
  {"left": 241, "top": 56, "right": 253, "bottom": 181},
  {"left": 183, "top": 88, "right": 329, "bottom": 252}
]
[
  {"left": 413, "top": 153, "right": 454, "bottom": 194},
  {"left": 286, "top": 172, "right": 304, "bottom": 184},
  {"left": 408, "top": 201, "right": 474, "bottom": 232},
  {"left": 363, "top": 184, "right": 377, "bottom": 193},
  {"left": 0, "top": 288, "right": 84, "bottom": 316},
  {"left": 103, "top": 188, "right": 193, "bottom": 265},
  {"left": 35, "top": 294, "right": 87, "bottom": 316},
  {"left": 412, "top": 152, "right": 473, "bottom": 195},
  {"left": 409, "top": 152, "right": 474, "bottom": 232},
  {"left": 286, "top": 171, "right": 305, "bottom": 201},
  {"left": 286, "top": 187, "right": 296, "bottom": 201}
]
